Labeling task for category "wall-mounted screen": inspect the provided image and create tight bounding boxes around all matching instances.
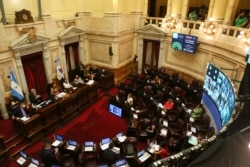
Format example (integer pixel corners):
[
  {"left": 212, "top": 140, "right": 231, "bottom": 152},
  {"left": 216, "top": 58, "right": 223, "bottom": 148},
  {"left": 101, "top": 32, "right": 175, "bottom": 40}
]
[
  {"left": 171, "top": 32, "right": 198, "bottom": 54},
  {"left": 202, "top": 62, "right": 236, "bottom": 130},
  {"left": 109, "top": 103, "right": 123, "bottom": 117}
]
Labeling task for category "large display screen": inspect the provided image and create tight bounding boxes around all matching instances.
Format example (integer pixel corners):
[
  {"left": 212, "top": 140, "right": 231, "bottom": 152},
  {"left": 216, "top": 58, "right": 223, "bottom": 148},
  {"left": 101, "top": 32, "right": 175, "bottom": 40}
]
[
  {"left": 109, "top": 103, "right": 123, "bottom": 117},
  {"left": 202, "top": 62, "right": 235, "bottom": 130},
  {"left": 171, "top": 32, "right": 198, "bottom": 54}
]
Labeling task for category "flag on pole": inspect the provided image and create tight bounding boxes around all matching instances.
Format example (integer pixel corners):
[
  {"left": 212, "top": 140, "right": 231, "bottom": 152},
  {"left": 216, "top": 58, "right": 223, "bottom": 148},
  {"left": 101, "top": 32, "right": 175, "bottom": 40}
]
[
  {"left": 9, "top": 68, "right": 24, "bottom": 101},
  {"left": 56, "top": 57, "right": 64, "bottom": 81}
]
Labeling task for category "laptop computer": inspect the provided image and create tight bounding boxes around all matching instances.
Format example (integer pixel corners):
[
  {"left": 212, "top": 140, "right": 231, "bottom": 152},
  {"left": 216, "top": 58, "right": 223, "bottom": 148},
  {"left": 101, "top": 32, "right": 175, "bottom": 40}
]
[
  {"left": 116, "top": 132, "right": 123, "bottom": 138},
  {"left": 67, "top": 139, "right": 77, "bottom": 150},
  {"left": 27, "top": 158, "right": 40, "bottom": 167},
  {"left": 52, "top": 134, "right": 64, "bottom": 147},
  {"left": 100, "top": 138, "right": 111, "bottom": 150},
  {"left": 16, "top": 151, "right": 28, "bottom": 165},
  {"left": 162, "top": 120, "right": 168, "bottom": 127},
  {"left": 137, "top": 150, "right": 145, "bottom": 158},
  {"left": 84, "top": 141, "right": 94, "bottom": 151},
  {"left": 188, "top": 135, "right": 198, "bottom": 146},
  {"left": 115, "top": 159, "right": 126, "bottom": 167}
]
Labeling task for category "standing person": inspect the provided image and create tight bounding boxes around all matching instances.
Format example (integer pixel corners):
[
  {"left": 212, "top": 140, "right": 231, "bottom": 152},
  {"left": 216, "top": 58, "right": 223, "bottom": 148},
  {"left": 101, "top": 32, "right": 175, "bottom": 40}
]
[
  {"left": 29, "top": 88, "right": 43, "bottom": 105},
  {"left": 76, "top": 61, "right": 85, "bottom": 80}
]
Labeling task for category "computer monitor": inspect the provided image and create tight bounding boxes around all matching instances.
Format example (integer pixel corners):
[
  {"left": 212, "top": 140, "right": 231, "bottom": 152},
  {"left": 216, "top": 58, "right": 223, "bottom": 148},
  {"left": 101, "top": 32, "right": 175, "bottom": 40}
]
[
  {"left": 109, "top": 103, "right": 123, "bottom": 117},
  {"left": 133, "top": 113, "right": 138, "bottom": 119},
  {"left": 55, "top": 134, "right": 64, "bottom": 141},
  {"left": 68, "top": 139, "right": 77, "bottom": 146},
  {"left": 115, "top": 159, "right": 126, "bottom": 167},
  {"left": 84, "top": 141, "right": 94, "bottom": 147},
  {"left": 101, "top": 138, "right": 111, "bottom": 145}
]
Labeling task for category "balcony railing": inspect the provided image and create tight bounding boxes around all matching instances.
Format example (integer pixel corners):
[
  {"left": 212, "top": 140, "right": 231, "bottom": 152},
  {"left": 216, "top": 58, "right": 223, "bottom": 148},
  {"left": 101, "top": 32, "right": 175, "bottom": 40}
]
[{"left": 140, "top": 16, "right": 250, "bottom": 46}]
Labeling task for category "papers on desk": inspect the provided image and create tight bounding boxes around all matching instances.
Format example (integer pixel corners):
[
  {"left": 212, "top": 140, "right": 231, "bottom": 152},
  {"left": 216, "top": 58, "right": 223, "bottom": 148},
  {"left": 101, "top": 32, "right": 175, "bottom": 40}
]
[
  {"left": 16, "top": 157, "right": 26, "bottom": 165},
  {"left": 56, "top": 92, "right": 66, "bottom": 98},
  {"left": 86, "top": 80, "right": 94, "bottom": 85},
  {"left": 67, "top": 145, "right": 76, "bottom": 150},
  {"left": 84, "top": 146, "right": 93, "bottom": 152},
  {"left": 20, "top": 116, "right": 30, "bottom": 121},
  {"left": 52, "top": 140, "right": 62, "bottom": 147},
  {"left": 118, "top": 136, "right": 127, "bottom": 143}
]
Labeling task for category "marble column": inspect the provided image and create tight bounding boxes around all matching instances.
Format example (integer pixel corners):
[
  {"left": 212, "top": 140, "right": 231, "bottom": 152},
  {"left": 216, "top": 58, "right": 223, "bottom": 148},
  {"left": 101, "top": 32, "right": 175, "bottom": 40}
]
[
  {"left": 223, "top": 0, "right": 239, "bottom": 25},
  {"left": 41, "top": 0, "right": 51, "bottom": 20},
  {"left": 207, "top": 0, "right": 228, "bottom": 22},
  {"left": 168, "top": 0, "right": 183, "bottom": 19},
  {"left": 181, "top": 0, "right": 190, "bottom": 20}
]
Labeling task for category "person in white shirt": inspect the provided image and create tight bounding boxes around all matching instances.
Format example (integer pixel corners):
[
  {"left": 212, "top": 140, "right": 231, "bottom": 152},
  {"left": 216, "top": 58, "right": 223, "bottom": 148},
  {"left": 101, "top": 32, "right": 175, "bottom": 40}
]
[{"left": 63, "top": 78, "right": 73, "bottom": 93}]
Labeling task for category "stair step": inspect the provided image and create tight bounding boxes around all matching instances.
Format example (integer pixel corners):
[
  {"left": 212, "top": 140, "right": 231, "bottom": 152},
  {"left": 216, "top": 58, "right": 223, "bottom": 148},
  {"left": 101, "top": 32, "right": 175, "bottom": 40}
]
[
  {"left": 5, "top": 135, "right": 25, "bottom": 150},
  {"left": 8, "top": 139, "right": 30, "bottom": 158}
]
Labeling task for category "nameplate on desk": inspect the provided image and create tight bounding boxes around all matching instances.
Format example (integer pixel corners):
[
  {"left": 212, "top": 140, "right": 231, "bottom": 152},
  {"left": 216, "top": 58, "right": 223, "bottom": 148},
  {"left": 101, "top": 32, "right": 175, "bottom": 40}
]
[
  {"left": 84, "top": 146, "right": 93, "bottom": 152},
  {"left": 67, "top": 145, "right": 76, "bottom": 150}
]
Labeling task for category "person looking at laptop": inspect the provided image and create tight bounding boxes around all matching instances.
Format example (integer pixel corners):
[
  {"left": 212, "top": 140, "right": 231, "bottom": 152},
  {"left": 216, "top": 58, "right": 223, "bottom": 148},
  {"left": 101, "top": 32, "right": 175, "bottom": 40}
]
[
  {"left": 40, "top": 142, "right": 61, "bottom": 166},
  {"left": 102, "top": 143, "right": 119, "bottom": 165}
]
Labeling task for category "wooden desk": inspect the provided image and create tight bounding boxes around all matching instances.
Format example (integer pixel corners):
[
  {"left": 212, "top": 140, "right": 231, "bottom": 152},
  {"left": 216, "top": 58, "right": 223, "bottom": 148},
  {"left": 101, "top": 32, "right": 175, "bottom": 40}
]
[
  {"left": 13, "top": 114, "right": 44, "bottom": 143},
  {"left": 37, "top": 102, "right": 59, "bottom": 135},
  {"left": 98, "top": 73, "right": 114, "bottom": 91},
  {"left": 12, "top": 83, "right": 98, "bottom": 143}
]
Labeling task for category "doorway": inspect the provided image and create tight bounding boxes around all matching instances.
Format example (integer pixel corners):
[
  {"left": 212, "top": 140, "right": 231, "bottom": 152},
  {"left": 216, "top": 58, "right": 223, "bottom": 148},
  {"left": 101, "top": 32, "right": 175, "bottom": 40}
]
[
  {"left": 142, "top": 39, "right": 160, "bottom": 74},
  {"left": 64, "top": 42, "right": 80, "bottom": 81},
  {"left": 21, "top": 52, "right": 47, "bottom": 98}
]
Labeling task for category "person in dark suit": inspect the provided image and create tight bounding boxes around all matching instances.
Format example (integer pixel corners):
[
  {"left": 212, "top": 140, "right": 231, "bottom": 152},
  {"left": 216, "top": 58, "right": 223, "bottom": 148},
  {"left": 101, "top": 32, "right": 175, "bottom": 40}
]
[
  {"left": 76, "top": 61, "right": 85, "bottom": 80},
  {"left": 102, "top": 143, "right": 119, "bottom": 165},
  {"left": 11, "top": 102, "right": 29, "bottom": 119},
  {"left": 40, "top": 142, "right": 61, "bottom": 167},
  {"left": 29, "top": 88, "right": 43, "bottom": 105}
]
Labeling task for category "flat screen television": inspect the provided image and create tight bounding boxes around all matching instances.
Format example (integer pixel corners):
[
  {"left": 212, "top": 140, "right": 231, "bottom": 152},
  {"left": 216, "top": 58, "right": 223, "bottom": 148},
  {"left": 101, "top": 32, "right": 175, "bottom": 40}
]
[
  {"left": 109, "top": 103, "right": 123, "bottom": 117},
  {"left": 171, "top": 32, "right": 198, "bottom": 54},
  {"left": 202, "top": 62, "right": 236, "bottom": 130}
]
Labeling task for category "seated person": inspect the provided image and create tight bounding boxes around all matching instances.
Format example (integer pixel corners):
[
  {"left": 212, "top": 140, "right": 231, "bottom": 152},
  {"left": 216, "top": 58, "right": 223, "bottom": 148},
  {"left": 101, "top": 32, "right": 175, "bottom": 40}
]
[
  {"left": 102, "top": 143, "right": 119, "bottom": 165},
  {"left": 50, "top": 83, "right": 60, "bottom": 96},
  {"left": 126, "top": 93, "right": 134, "bottom": 106},
  {"left": 73, "top": 75, "right": 84, "bottom": 86},
  {"left": 11, "top": 102, "right": 30, "bottom": 120},
  {"left": 63, "top": 78, "right": 73, "bottom": 91},
  {"left": 234, "top": 11, "right": 248, "bottom": 27},
  {"left": 153, "top": 142, "right": 169, "bottom": 160},
  {"left": 164, "top": 98, "right": 175, "bottom": 110},
  {"left": 191, "top": 103, "right": 204, "bottom": 120},
  {"left": 40, "top": 142, "right": 61, "bottom": 167},
  {"left": 9, "top": 96, "right": 20, "bottom": 112},
  {"left": 29, "top": 88, "right": 43, "bottom": 105}
]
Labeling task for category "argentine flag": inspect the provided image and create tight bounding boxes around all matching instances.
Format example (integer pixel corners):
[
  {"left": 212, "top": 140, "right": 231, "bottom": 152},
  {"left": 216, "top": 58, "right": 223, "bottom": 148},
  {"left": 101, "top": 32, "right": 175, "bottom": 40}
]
[
  {"left": 10, "top": 69, "right": 24, "bottom": 101},
  {"left": 56, "top": 57, "right": 64, "bottom": 81}
]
